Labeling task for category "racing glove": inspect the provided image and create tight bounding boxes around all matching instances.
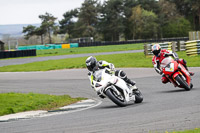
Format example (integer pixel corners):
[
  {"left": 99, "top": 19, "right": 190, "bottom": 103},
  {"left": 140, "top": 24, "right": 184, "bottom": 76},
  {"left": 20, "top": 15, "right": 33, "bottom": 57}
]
[{"left": 155, "top": 67, "right": 163, "bottom": 75}]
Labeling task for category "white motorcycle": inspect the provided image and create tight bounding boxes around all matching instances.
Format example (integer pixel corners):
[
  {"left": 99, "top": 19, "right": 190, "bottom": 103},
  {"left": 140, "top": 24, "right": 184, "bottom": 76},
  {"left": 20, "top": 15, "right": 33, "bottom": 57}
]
[{"left": 89, "top": 68, "right": 143, "bottom": 107}]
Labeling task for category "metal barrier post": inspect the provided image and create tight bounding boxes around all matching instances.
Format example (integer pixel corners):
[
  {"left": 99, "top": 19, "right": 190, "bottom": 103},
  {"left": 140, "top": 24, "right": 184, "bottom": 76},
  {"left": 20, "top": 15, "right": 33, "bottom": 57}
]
[{"left": 172, "top": 42, "right": 176, "bottom": 52}]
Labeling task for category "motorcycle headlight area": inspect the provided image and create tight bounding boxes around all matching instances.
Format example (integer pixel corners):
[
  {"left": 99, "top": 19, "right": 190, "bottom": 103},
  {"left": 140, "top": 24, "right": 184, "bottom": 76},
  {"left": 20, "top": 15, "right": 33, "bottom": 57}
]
[
  {"left": 165, "top": 63, "right": 175, "bottom": 72},
  {"left": 95, "top": 83, "right": 102, "bottom": 87},
  {"left": 94, "top": 74, "right": 102, "bottom": 82}
]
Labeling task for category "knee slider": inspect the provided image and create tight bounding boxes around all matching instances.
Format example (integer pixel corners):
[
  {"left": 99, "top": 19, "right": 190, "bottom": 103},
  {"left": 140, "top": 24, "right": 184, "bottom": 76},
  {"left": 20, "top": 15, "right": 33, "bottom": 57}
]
[{"left": 161, "top": 76, "right": 168, "bottom": 84}]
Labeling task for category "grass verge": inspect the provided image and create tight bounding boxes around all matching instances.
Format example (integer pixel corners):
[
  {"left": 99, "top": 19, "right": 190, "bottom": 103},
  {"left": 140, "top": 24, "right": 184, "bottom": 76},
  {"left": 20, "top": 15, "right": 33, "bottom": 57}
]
[
  {"left": 0, "top": 51, "right": 199, "bottom": 72},
  {"left": 167, "top": 128, "right": 200, "bottom": 133},
  {"left": 0, "top": 92, "right": 86, "bottom": 116},
  {"left": 0, "top": 52, "right": 151, "bottom": 72}
]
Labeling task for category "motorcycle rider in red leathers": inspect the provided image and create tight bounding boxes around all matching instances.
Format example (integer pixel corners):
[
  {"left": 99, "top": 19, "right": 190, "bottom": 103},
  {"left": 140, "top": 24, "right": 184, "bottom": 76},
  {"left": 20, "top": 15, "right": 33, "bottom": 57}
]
[{"left": 152, "top": 44, "right": 194, "bottom": 84}]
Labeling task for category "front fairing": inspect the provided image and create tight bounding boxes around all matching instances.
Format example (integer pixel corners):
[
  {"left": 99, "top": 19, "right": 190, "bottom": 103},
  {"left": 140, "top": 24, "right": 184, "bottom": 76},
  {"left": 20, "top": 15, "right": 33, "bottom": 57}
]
[
  {"left": 161, "top": 57, "right": 178, "bottom": 76},
  {"left": 161, "top": 57, "right": 191, "bottom": 87},
  {"left": 160, "top": 57, "right": 174, "bottom": 68},
  {"left": 92, "top": 69, "right": 116, "bottom": 92},
  {"left": 92, "top": 69, "right": 131, "bottom": 102}
]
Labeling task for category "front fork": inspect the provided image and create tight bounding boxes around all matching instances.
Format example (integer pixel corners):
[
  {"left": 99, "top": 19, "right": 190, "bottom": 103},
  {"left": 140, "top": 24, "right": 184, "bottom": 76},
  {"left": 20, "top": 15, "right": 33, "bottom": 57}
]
[{"left": 114, "top": 79, "right": 134, "bottom": 102}]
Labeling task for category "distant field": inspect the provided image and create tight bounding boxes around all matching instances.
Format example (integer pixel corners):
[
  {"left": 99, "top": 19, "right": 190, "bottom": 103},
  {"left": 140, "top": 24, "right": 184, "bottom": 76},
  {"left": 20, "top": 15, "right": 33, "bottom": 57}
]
[{"left": 36, "top": 43, "right": 144, "bottom": 57}]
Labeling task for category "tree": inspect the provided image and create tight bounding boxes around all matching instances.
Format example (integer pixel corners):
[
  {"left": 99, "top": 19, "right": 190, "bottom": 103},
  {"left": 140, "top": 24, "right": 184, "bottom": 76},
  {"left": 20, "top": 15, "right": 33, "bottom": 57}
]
[
  {"left": 22, "top": 25, "right": 36, "bottom": 40},
  {"left": 168, "top": 0, "right": 200, "bottom": 30},
  {"left": 157, "top": 0, "right": 192, "bottom": 38},
  {"left": 191, "top": 0, "right": 200, "bottom": 30},
  {"left": 59, "top": 9, "right": 78, "bottom": 39},
  {"left": 39, "top": 12, "right": 57, "bottom": 43},
  {"left": 75, "top": 0, "right": 100, "bottom": 39},
  {"left": 123, "top": 0, "right": 138, "bottom": 40},
  {"left": 23, "top": 25, "right": 45, "bottom": 44},
  {"left": 137, "top": 0, "right": 160, "bottom": 14},
  {"left": 23, "top": 12, "right": 57, "bottom": 44},
  {"left": 34, "top": 26, "right": 46, "bottom": 44},
  {"left": 162, "top": 17, "right": 192, "bottom": 37},
  {"left": 157, "top": 0, "right": 181, "bottom": 38},
  {"left": 129, "top": 5, "right": 158, "bottom": 39},
  {"left": 99, "top": 0, "right": 124, "bottom": 41},
  {"left": 141, "top": 9, "right": 159, "bottom": 39},
  {"left": 129, "top": 5, "right": 142, "bottom": 39}
]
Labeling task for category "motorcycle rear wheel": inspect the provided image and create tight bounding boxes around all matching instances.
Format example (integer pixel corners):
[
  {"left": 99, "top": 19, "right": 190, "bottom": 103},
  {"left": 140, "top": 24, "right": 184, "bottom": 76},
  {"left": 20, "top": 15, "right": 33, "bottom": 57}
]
[
  {"left": 105, "top": 89, "right": 127, "bottom": 107},
  {"left": 175, "top": 75, "right": 191, "bottom": 91}
]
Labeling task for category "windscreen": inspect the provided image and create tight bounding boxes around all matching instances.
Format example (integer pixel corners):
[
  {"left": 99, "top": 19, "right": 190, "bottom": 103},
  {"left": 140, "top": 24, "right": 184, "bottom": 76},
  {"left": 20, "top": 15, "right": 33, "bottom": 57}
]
[
  {"left": 93, "top": 69, "right": 103, "bottom": 82},
  {"left": 160, "top": 57, "right": 174, "bottom": 68}
]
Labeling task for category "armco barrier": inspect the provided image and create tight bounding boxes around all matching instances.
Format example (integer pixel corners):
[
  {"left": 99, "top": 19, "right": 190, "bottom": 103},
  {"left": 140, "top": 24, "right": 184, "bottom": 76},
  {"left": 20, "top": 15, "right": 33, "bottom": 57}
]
[
  {"left": 185, "top": 40, "right": 200, "bottom": 56},
  {"left": 0, "top": 49, "right": 36, "bottom": 59}
]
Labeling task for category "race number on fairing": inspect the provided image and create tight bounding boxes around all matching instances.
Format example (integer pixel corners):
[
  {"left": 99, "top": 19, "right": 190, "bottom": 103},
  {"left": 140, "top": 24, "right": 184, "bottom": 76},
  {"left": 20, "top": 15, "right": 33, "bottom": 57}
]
[{"left": 165, "top": 63, "right": 174, "bottom": 72}]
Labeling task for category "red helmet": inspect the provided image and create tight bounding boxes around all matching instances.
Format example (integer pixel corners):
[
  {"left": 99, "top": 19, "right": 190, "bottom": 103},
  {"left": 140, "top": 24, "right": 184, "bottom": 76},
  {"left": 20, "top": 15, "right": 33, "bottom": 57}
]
[{"left": 152, "top": 44, "right": 161, "bottom": 56}]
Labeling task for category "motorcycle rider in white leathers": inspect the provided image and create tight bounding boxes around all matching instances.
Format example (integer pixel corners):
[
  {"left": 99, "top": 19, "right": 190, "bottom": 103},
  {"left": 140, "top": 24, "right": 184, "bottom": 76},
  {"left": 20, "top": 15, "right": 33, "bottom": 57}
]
[{"left": 86, "top": 56, "right": 136, "bottom": 98}]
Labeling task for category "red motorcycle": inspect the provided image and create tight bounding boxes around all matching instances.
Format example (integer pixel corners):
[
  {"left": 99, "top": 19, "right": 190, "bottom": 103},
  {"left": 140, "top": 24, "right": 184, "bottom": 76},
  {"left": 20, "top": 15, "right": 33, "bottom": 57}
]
[{"left": 160, "top": 57, "right": 193, "bottom": 91}]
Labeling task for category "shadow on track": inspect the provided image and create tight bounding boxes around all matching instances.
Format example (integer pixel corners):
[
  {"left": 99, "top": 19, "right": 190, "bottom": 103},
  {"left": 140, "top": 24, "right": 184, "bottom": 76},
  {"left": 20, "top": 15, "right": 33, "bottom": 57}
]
[
  {"left": 96, "top": 102, "right": 145, "bottom": 110},
  {"left": 158, "top": 88, "right": 197, "bottom": 93}
]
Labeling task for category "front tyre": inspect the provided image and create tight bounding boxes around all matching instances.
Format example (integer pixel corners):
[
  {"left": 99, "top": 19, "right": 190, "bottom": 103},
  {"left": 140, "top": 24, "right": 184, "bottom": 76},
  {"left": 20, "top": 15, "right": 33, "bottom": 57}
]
[
  {"left": 105, "top": 89, "right": 127, "bottom": 107},
  {"left": 133, "top": 89, "right": 143, "bottom": 103},
  {"left": 175, "top": 75, "right": 191, "bottom": 91}
]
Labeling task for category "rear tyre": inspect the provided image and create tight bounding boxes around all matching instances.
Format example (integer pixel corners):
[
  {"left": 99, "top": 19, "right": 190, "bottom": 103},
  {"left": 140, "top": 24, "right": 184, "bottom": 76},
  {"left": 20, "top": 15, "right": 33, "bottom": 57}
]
[
  {"left": 175, "top": 75, "right": 191, "bottom": 91},
  {"left": 105, "top": 89, "right": 127, "bottom": 107}
]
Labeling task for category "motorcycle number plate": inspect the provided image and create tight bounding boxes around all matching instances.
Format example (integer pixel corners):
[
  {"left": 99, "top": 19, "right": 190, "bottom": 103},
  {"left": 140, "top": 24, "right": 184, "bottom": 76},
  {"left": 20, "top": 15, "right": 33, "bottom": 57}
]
[{"left": 165, "top": 63, "right": 174, "bottom": 72}]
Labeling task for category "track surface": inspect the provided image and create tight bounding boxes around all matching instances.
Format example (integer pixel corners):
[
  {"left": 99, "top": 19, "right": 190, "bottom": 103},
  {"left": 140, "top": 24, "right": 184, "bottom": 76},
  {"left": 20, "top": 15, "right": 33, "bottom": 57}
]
[{"left": 0, "top": 68, "right": 200, "bottom": 133}]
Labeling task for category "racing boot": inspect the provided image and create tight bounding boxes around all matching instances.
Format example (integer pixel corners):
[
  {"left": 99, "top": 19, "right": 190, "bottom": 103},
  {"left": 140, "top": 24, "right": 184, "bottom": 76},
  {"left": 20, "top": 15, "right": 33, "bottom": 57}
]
[
  {"left": 125, "top": 78, "right": 138, "bottom": 91},
  {"left": 125, "top": 78, "right": 136, "bottom": 86},
  {"left": 184, "top": 65, "right": 194, "bottom": 76},
  {"left": 179, "top": 59, "right": 195, "bottom": 76},
  {"left": 189, "top": 72, "right": 194, "bottom": 76}
]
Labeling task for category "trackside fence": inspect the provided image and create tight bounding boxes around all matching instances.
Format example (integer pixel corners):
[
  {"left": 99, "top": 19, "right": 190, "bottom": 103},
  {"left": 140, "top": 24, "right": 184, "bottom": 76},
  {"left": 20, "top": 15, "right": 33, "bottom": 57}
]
[
  {"left": 17, "top": 43, "right": 79, "bottom": 50},
  {"left": 144, "top": 42, "right": 172, "bottom": 56},
  {"left": 144, "top": 41, "right": 186, "bottom": 56},
  {"left": 0, "top": 49, "right": 36, "bottom": 59},
  {"left": 185, "top": 40, "right": 200, "bottom": 56}
]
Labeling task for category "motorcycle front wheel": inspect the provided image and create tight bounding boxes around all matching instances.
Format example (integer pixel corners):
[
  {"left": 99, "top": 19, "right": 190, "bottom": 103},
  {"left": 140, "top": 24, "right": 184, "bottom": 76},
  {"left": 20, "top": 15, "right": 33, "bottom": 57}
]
[
  {"left": 133, "top": 89, "right": 143, "bottom": 103},
  {"left": 105, "top": 89, "right": 127, "bottom": 107},
  {"left": 175, "top": 75, "right": 191, "bottom": 91}
]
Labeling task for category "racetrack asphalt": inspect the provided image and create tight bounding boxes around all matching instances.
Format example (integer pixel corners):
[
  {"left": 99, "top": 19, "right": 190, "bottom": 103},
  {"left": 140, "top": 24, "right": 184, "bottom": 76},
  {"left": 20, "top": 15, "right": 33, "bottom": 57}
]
[{"left": 0, "top": 67, "right": 200, "bottom": 133}]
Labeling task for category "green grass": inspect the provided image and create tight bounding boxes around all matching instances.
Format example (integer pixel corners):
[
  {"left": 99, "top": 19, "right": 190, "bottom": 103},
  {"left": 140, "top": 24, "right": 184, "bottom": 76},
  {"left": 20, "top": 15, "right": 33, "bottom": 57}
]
[
  {"left": 166, "top": 128, "right": 200, "bottom": 133},
  {"left": 0, "top": 51, "right": 199, "bottom": 72},
  {"left": 0, "top": 92, "right": 86, "bottom": 116},
  {"left": 36, "top": 43, "right": 144, "bottom": 57},
  {"left": 0, "top": 52, "right": 151, "bottom": 72},
  {"left": 177, "top": 52, "right": 200, "bottom": 67}
]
